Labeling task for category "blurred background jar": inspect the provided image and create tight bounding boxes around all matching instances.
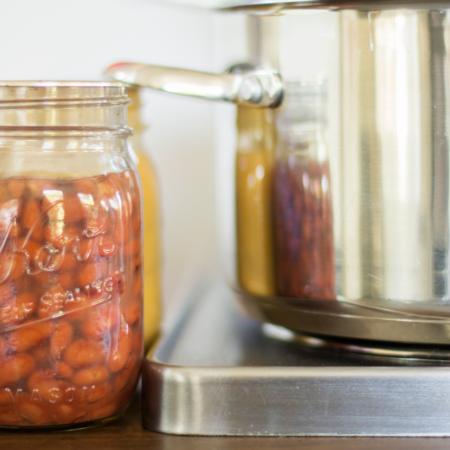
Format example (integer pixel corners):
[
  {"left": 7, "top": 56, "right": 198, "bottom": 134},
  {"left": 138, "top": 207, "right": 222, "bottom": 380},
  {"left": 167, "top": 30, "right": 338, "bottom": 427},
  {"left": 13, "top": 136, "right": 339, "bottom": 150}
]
[
  {"left": 236, "top": 105, "right": 275, "bottom": 297},
  {"left": 128, "top": 87, "right": 161, "bottom": 350},
  {"left": 0, "top": 82, "right": 143, "bottom": 429},
  {"left": 273, "top": 82, "right": 334, "bottom": 300}
]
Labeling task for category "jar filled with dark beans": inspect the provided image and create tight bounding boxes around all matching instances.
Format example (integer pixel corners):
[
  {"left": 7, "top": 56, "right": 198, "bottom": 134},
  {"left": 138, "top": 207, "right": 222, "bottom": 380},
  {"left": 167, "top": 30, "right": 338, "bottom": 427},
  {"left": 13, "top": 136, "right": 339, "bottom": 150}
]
[{"left": 273, "top": 83, "right": 335, "bottom": 300}]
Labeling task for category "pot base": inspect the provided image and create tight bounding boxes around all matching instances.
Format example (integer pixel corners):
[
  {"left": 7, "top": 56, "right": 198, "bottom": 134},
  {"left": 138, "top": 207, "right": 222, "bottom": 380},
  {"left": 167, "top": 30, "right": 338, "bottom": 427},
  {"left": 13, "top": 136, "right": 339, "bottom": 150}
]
[
  {"left": 237, "top": 291, "right": 450, "bottom": 346},
  {"left": 263, "top": 324, "right": 450, "bottom": 361}
]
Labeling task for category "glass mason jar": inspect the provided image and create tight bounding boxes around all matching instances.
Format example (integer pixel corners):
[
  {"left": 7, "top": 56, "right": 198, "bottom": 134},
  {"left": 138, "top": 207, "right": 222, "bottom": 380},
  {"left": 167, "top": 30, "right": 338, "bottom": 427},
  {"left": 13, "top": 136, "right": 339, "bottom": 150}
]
[{"left": 0, "top": 82, "right": 143, "bottom": 429}]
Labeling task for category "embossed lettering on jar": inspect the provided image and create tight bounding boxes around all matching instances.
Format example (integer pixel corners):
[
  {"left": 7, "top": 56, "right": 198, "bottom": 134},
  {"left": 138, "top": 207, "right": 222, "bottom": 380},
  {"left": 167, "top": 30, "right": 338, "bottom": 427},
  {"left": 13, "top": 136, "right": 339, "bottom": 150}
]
[{"left": 0, "top": 82, "right": 143, "bottom": 429}]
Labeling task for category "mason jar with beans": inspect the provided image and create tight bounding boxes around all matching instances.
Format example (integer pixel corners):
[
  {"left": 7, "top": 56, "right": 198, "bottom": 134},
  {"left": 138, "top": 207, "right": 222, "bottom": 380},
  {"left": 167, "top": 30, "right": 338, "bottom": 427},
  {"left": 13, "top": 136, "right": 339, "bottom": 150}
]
[{"left": 0, "top": 82, "right": 143, "bottom": 428}]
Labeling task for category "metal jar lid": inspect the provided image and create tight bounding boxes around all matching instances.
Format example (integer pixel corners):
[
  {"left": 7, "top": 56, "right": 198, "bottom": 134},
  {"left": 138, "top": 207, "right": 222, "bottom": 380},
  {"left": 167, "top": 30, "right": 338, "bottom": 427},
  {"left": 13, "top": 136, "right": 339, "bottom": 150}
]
[{"left": 0, "top": 81, "right": 129, "bottom": 130}]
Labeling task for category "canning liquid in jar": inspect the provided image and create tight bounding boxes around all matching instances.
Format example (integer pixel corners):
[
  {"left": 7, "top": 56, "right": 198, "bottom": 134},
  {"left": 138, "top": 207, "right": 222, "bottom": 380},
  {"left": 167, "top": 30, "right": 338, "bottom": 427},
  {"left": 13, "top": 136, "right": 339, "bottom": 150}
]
[{"left": 0, "top": 82, "right": 143, "bottom": 429}]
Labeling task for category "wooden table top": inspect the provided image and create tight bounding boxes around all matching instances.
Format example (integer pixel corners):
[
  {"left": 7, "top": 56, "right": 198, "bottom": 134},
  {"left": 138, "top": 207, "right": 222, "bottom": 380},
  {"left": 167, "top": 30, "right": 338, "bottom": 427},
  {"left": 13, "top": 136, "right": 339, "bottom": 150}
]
[{"left": 1, "top": 398, "right": 449, "bottom": 450}]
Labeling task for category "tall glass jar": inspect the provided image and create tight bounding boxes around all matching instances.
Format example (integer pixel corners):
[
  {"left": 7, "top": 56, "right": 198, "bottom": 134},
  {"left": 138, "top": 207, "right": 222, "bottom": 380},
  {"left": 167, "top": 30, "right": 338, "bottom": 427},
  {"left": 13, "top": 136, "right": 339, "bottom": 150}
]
[
  {"left": 235, "top": 106, "right": 275, "bottom": 297},
  {"left": 273, "top": 83, "right": 334, "bottom": 300},
  {"left": 127, "top": 88, "right": 161, "bottom": 351},
  {"left": 0, "top": 82, "right": 143, "bottom": 429}
]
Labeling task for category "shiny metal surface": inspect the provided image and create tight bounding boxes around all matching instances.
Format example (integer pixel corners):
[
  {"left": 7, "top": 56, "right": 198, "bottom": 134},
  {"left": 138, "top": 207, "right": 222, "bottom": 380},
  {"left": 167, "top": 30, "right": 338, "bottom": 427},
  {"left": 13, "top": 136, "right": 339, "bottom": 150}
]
[
  {"left": 143, "top": 283, "right": 450, "bottom": 436},
  {"left": 231, "top": 8, "right": 450, "bottom": 342},
  {"left": 337, "top": 9, "right": 450, "bottom": 305},
  {"left": 104, "top": 62, "right": 283, "bottom": 108},
  {"left": 238, "top": 291, "right": 450, "bottom": 345},
  {"left": 166, "top": 0, "right": 450, "bottom": 11},
  {"left": 266, "top": 325, "right": 450, "bottom": 359},
  {"left": 112, "top": 7, "right": 450, "bottom": 344}
]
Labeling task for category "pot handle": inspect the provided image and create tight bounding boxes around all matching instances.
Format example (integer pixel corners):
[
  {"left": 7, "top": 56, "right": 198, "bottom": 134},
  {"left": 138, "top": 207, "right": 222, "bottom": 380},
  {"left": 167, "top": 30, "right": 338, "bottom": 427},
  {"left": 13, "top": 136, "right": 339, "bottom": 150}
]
[{"left": 104, "top": 62, "right": 283, "bottom": 108}]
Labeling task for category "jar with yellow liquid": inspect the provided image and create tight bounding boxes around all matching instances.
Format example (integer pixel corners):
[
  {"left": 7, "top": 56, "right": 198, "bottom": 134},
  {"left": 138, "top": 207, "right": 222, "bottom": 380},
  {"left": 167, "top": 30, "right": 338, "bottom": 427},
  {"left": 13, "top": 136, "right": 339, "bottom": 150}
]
[
  {"left": 236, "top": 106, "right": 275, "bottom": 297},
  {"left": 128, "top": 88, "right": 161, "bottom": 350}
]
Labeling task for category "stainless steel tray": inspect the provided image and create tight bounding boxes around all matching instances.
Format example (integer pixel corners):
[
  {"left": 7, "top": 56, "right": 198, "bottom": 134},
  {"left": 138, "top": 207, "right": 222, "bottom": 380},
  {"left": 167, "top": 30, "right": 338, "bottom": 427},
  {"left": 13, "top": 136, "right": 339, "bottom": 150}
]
[{"left": 142, "top": 283, "right": 450, "bottom": 436}]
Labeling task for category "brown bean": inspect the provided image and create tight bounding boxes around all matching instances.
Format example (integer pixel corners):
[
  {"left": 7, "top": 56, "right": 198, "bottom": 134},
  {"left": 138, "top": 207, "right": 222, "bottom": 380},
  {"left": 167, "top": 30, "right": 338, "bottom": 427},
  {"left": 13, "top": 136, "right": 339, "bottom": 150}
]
[
  {"left": 0, "top": 252, "right": 26, "bottom": 284},
  {"left": 21, "top": 199, "right": 40, "bottom": 229},
  {"left": 7, "top": 322, "right": 52, "bottom": 352},
  {"left": 72, "top": 366, "right": 109, "bottom": 386},
  {"left": 64, "top": 339, "right": 106, "bottom": 368},
  {"left": 130, "top": 328, "right": 143, "bottom": 355},
  {"left": 78, "top": 260, "right": 107, "bottom": 287},
  {"left": 113, "top": 357, "right": 140, "bottom": 393},
  {"left": 0, "top": 336, "right": 9, "bottom": 357},
  {"left": 19, "top": 237, "right": 41, "bottom": 265},
  {"left": 21, "top": 199, "right": 43, "bottom": 241},
  {"left": 121, "top": 299, "right": 140, "bottom": 326},
  {"left": 51, "top": 403, "right": 85, "bottom": 425},
  {"left": 27, "top": 370, "right": 67, "bottom": 404},
  {"left": 0, "top": 282, "right": 17, "bottom": 306},
  {"left": 125, "top": 239, "right": 139, "bottom": 258},
  {"left": 81, "top": 302, "right": 118, "bottom": 340},
  {"left": 97, "top": 176, "right": 118, "bottom": 200},
  {"left": 108, "top": 324, "right": 132, "bottom": 373},
  {"left": 59, "top": 271, "right": 76, "bottom": 290},
  {"left": 84, "top": 383, "right": 109, "bottom": 403},
  {"left": 33, "top": 345, "right": 50, "bottom": 366},
  {"left": 55, "top": 362, "right": 74, "bottom": 379},
  {"left": 17, "top": 398, "right": 49, "bottom": 425},
  {"left": 63, "top": 194, "right": 85, "bottom": 223},
  {"left": 72, "top": 383, "right": 110, "bottom": 404},
  {"left": 0, "top": 388, "right": 14, "bottom": 407},
  {"left": 59, "top": 252, "right": 78, "bottom": 272},
  {"left": 132, "top": 276, "right": 142, "bottom": 298},
  {"left": 111, "top": 272, "right": 125, "bottom": 295},
  {"left": 0, "top": 185, "right": 8, "bottom": 205},
  {"left": 0, "top": 354, "right": 35, "bottom": 387},
  {"left": 32, "top": 271, "right": 59, "bottom": 291},
  {"left": 0, "top": 407, "right": 22, "bottom": 426},
  {"left": 274, "top": 160, "right": 335, "bottom": 299},
  {"left": 50, "top": 320, "right": 73, "bottom": 359}
]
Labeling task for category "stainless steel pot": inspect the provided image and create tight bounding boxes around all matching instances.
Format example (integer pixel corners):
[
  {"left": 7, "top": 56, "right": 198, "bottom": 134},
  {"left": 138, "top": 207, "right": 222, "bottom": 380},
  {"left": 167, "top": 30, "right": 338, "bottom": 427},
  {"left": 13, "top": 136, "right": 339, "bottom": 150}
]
[{"left": 106, "top": 3, "right": 450, "bottom": 345}]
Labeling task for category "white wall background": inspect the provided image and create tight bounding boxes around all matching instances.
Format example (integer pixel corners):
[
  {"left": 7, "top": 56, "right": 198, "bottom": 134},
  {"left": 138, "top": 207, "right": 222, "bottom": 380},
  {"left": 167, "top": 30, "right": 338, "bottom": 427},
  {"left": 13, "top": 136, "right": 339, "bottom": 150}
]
[{"left": 0, "top": 0, "right": 220, "bottom": 316}]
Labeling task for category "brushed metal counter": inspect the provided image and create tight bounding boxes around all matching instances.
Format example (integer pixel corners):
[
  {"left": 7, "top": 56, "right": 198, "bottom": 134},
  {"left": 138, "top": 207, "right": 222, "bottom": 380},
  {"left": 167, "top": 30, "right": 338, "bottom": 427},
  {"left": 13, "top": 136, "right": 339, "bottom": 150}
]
[{"left": 142, "top": 284, "right": 450, "bottom": 436}]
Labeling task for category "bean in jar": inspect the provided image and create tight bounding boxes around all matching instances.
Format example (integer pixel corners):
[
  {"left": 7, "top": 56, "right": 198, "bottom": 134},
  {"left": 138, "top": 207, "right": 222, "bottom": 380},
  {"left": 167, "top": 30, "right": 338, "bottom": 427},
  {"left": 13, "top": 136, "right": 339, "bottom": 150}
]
[
  {"left": 273, "top": 83, "right": 335, "bottom": 300},
  {"left": 0, "top": 82, "right": 143, "bottom": 429}
]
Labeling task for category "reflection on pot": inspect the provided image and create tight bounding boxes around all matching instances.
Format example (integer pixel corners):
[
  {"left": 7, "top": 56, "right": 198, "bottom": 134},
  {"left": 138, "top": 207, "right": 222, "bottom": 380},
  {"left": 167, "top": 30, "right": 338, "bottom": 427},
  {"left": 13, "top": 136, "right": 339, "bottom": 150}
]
[{"left": 235, "top": 83, "right": 335, "bottom": 300}]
